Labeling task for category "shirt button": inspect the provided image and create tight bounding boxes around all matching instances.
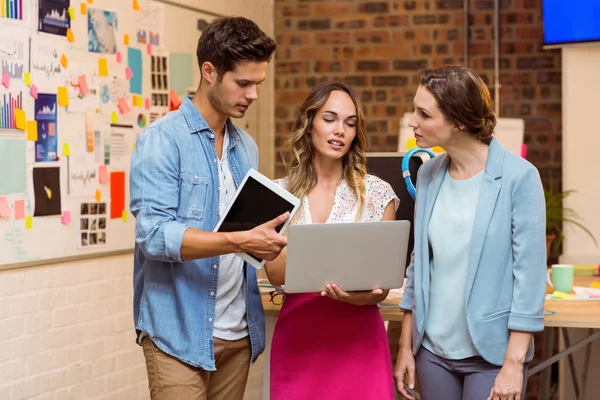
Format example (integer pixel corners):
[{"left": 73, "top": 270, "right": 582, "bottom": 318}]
[
  {"left": 210, "top": 292, "right": 215, "bottom": 296},
  {"left": 194, "top": 174, "right": 199, "bottom": 179},
  {"left": 208, "top": 318, "right": 213, "bottom": 322},
  {"left": 213, "top": 158, "right": 217, "bottom": 163},
  {"left": 210, "top": 134, "right": 214, "bottom": 139},
  {"left": 213, "top": 265, "right": 217, "bottom": 269}
]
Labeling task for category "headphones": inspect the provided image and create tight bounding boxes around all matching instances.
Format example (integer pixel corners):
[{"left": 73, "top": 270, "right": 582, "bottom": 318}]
[{"left": 402, "top": 147, "right": 436, "bottom": 201}]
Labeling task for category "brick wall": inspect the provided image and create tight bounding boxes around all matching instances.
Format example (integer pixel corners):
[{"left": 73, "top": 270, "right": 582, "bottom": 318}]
[{"left": 273, "top": 0, "right": 562, "bottom": 185}]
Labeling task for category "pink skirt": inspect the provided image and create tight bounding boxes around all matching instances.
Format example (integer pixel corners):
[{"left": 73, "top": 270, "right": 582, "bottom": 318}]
[{"left": 270, "top": 293, "right": 394, "bottom": 400}]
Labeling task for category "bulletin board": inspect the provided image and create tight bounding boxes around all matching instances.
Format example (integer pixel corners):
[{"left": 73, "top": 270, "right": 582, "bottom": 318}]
[{"left": 0, "top": 0, "right": 230, "bottom": 269}]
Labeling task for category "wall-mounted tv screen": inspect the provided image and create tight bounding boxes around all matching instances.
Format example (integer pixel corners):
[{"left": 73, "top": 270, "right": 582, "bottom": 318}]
[{"left": 543, "top": 0, "right": 600, "bottom": 46}]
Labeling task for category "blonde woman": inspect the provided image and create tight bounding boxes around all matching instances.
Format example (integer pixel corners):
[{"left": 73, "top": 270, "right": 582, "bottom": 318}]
[{"left": 265, "top": 81, "right": 399, "bottom": 400}]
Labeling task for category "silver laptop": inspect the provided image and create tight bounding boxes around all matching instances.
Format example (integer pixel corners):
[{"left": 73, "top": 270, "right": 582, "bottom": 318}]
[{"left": 284, "top": 220, "right": 410, "bottom": 293}]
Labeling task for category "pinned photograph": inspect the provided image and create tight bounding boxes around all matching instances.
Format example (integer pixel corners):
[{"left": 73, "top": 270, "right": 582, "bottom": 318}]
[{"left": 81, "top": 232, "right": 88, "bottom": 247}]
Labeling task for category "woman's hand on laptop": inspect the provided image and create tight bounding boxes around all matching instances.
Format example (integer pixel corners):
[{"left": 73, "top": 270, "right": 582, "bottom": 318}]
[{"left": 320, "top": 284, "right": 388, "bottom": 306}]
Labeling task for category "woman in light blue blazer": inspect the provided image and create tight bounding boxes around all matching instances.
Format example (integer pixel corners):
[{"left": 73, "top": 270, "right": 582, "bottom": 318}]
[{"left": 394, "top": 66, "right": 546, "bottom": 400}]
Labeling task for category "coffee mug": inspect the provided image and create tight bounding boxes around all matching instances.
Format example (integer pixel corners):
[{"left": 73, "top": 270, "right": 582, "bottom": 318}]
[{"left": 547, "top": 264, "right": 574, "bottom": 293}]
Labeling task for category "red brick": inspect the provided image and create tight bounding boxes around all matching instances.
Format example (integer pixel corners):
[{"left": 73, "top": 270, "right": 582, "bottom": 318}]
[
  {"left": 279, "top": 4, "right": 311, "bottom": 17},
  {"left": 276, "top": 91, "right": 311, "bottom": 107},
  {"left": 516, "top": 26, "right": 543, "bottom": 41},
  {"left": 315, "top": 32, "right": 351, "bottom": 44},
  {"left": 372, "top": 44, "right": 411, "bottom": 58},
  {"left": 314, "top": 3, "right": 353, "bottom": 16},
  {"left": 354, "top": 31, "right": 390, "bottom": 44}
]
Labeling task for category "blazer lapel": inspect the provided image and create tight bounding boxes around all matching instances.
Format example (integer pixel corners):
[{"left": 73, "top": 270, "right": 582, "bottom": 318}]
[
  {"left": 421, "top": 154, "right": 449, "bottom": 313},
  {"left": 465, "top": 138, "right": 504, "bottom": 303}
]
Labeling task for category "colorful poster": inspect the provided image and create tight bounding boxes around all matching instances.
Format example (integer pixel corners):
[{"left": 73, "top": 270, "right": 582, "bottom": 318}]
[
  {"left": 88, "top": 9, "right": 118, "bottom": 54},
  {"left": 0, "top": 0, "right": 28, "bottom": 22},
  {"left": 0, "top": 26, "right": 29, "bottom": 82},
  {"left": 136, "top": 1, "right": 165, "bottom": 47},
  {"left": 38, "top": 0, "right": 71, "bottom": 37},
  {"left": 34, "top": 93, "right": 58, "bottom": 162},
  {"left": 99, "top": 75, "right": 129, "bottom": 114},
  {"left": 33, "top": 166, "right": 62, "bottom": 216},
  {"left": 64, "top": 61, "right": 99, "bottom": 113}
]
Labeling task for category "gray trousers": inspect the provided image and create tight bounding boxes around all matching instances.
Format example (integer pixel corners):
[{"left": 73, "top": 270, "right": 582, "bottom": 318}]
[{"left": 415, "top": 347, "right": 528, "bottom": 400}]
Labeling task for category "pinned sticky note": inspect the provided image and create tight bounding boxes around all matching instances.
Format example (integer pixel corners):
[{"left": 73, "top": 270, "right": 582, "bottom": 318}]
[
  {"left": 0, "top": 196, "right": 11, "bottom": 218},
  {"left": 23, "top": 72, "right": 31, "bottom": 86},
  {"left": 66, "top": 28, "right": 75, "bottom": 43},
  {"left": 116, "top": 51, "right": 122, "bottom": 63},
  {"left": 432, "top": 146, "right": 445, "bottom": 153},
  {"left": 124, "top": 34, "right": 130, "bottom": 46},
  {"left": 68, "top": 7, "right": 74, "bottom": 20},
  {"left": 406, "top": 138, "right": 417, "bottom": 150},
  {"left": 552, "top": 291, "right": 573, "bottom": 299},
  {"left": 60, "top": 53, "right": 68, "bottom": 68},
  {"left": 111, "top": 111, "right": 119, "bottom": 123},
  {"left": 30, "top": 84, "right": 38, "bottom": 99},
  {"left": 78, "top": 75, "right": 89, "bottom": 95},
  {"left": 2, "top": 72, "right": 9, "bottom": 89},
  {"left": 137, "top": 96, "right": 144, "bottom": 108},
  {"left": 44, "top": 185, "right": 53, "bottom": 199},
  {"left": 14, "top": 200, "right": 25, "bottom": 220},
  {"left": 63, "top": 143, "right": 71, "bottom": 157},
  {"left": 27, "top": 121, "right": 38, "bottom": 141},
  {"left": 57, "top": 86, "right": 69, "bottom": 106},
  {"left": 144, "top": 98, "right": 150, "bottom": 110},
  {"left": 61, "top": 210, "right": 72, "bottom": 225},
  {"left": 98, "top": 58, "right": 108, "bottom": 77},
  {"left": 146, "top": 43, "right": 152, "bottom": 55},
  {"left": 122, "top": 209, "right": 128, "bottom": 222},
  {"left": 95, "top": 189, "right": 102, "bottom": 203},
  {"left": 25, "top": 216, "right": 33, "bottom": 229},
  {"left": 98, "top": 165, "right": 110, "bottom": 184},
  {"left": 133, "top": 0, "right": 140, "bottom": 11},
  {"left": 117, "top": 97, "right": 131, "bottom": 114},
  {"left": 591, "top": 282, "right": 600, "bottom": 289},
  {"left": 521, "top": 144, "right": 527, "bottom": 158},
  {"left": 170, "top": 90, "right": 182, "bottom": 109},
  {"left": 131, "top": 95, "right": 138, "bottom": 107},
  {"left": 15, "top": 109, "right": 26, "bottom": 131},
  {"left": 125, "top": 66, "right": 134, "bottom": 80},
  {"left": 80, "top": 3, "right": 87, "bottom": 14},
  {"left": 87, "top": 0, "right": 93, "bottom": 3}
]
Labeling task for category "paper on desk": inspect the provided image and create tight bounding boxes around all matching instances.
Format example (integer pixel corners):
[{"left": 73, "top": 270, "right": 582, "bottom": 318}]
[{"left": 546, "top": 286, "right": 600, "bottom": 300}]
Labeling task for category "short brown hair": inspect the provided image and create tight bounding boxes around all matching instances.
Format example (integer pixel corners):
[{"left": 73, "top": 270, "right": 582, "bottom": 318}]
[
  {"left": 196, "top": 17, "right": 276, "bottom": 78},
  {"left": 419, "top": 65, "right": 496, "bottom": 144}
]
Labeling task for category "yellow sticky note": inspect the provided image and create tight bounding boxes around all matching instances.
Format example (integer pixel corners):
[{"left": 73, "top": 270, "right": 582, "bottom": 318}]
[
  {"left": 57, "top": 86, "right": 69, "bottom": 106},
  {"left": 80, "top": 3, "right": 87, "bottom": 14},
  {"left": 406, "top": 138, "right": 417, "bottom": 150},
  {"left": 591, "top": 282, "right": 600, "bottom": 289},
  {"left": 98, "top": 58, "right": 108, "bottom": 77},
  {"left": 63, "top": 143, "right": 70, "bottom": 157},
  {"left": 552, "top": 291, "right": 573, "bottom": 299},
  {"left": 15, "top": 109, "right": 26, "bottom": 130},
  {"left": 23, "top": 72, "right": 31, "bottom": 86},
  {"left": 432, "top": 146, "right": 445, "bottom": 153},
  {"left": 60, "top": 53, "right": 68, "bottom": 68},
  {"left": 27, "top": 121, "right": 38, "bottom": 141},
  {"left": 68, "top": 7, "right": 74, "bottom": 20},
  {"left": 66, "top": 28, "right": 75, "bottom": 43},
  {"left": 95, "top": 189, "right": 102, "bottom": 203},
  {"left": 122, "top": 210, "right": 128, "bottom": 222},
  {"left": 25, "top": 216, "right": 33, "bottom": 229},
  {"left": 133, "top": 0, "right": 140, "bottom": 10},
  {"left": 124, "top": 34, "right": 130, "bottom": 46},
  {"left": 87, "top": 0, "right": 93, "bottom": 3},
  {"left": 111, "top": 111, "right": 119, "bottom": 123}
]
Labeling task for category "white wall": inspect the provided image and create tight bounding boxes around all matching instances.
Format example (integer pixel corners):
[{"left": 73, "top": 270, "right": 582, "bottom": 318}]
[
  {"left": 0, "top": 1, "right": 273, "bottom": 399},
  {"left": 559, "top": 44, "right": 600, "bottom": 400},
  {"left": 561, "top": 44, "right": 600, "bottom": 262}
]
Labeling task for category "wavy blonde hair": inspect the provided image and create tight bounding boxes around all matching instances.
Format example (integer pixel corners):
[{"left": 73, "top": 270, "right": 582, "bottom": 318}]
[{"left": 281, "top": 81, "right": 368, "bottom": 222}]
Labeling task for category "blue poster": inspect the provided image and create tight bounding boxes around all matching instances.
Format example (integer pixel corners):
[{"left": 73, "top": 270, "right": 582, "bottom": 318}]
[
  {"left": 35, "top": 93, "right": 58, "bottom": 162},
  {"left": 88, "top": 9, "right": 118, "bottom": 54},
  {"left": 128, "top": 47, "right": 143, "bottom": 95}
]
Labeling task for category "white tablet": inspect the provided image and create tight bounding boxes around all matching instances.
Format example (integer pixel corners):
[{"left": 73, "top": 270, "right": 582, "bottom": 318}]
[{"left": 214, "top": 168, "right": 301, "bottom": 269}]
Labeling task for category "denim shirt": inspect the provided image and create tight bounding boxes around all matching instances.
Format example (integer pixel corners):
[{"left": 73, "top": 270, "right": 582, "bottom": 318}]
[{"left": 130, "top": 97, "right": 264, "bottom": 370}]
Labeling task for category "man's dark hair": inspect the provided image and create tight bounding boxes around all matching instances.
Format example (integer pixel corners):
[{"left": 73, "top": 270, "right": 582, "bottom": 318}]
[{"left": 197, "top": 17, "right": 277, "bottom": 79}]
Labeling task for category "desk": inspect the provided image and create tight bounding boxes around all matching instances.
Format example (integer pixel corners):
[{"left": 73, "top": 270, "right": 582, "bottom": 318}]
[{"left": 260, "top": 277, "right": 600, "bottom": 400}]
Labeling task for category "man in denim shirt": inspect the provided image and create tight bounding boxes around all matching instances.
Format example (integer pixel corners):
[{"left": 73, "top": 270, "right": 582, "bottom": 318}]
[{"left": 130, "top": 17, "right": 288, "bottom": 400}]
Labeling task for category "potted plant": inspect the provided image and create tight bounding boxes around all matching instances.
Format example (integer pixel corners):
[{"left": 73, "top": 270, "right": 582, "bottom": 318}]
[{"left": 544, "top": 182, "right": 597, "bottom": 260}]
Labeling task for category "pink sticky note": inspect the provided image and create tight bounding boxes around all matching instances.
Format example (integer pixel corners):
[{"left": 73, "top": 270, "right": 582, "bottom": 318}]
[
  {"left": 125, "top": 66, "right": 134, "bottom": 80},
  {"left": 117, "top": 97, "right": 131, "bottom": 114},
  {"left": 98, "top": 165, "right": 110, "bottom": 184},
  {"left": 78, "top": 75, "right": 89, "bottom": 95},
  {"left": 0, "top": 196, "right": 11, "bottom": 217},
  {"left": 2, "top": 72, "right": 10, "bottom": 89},
  {"left": 14, "top": 200, "right": 25, "bottom": 220},
  {"left": 146, "top": 43, "right": 152, "bottom": 55},
  {"left": 521, "top": 144, "right": 527, "bottom": 158},
  {"left": 116, "top": 51, "right": 122, "bottom": 63},
  {"left": 144, "top": 98, "right": 150, "bottom": 110},
  {"left": 61, "top": 210, "right": 72, "bottom": 225},
  {"left": 30, "top": 85, "right": 38, "bottom": 99}
]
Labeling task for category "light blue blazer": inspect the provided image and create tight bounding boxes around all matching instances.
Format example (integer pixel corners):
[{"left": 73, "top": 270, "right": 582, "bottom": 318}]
[{"left": 399, "top": 138, "right": 547, "bottom": 366}]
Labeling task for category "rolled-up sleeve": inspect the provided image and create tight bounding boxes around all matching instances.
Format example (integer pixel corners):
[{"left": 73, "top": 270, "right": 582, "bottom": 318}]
[
  {"left": 508, "top": 166, "right": 547, "bottom": 332},
  {"left": 399, "top": 251, "right": 415, "bottom": 311},
  {"left": 130, "top": 127, "right": 188, "bottom": 263}
]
